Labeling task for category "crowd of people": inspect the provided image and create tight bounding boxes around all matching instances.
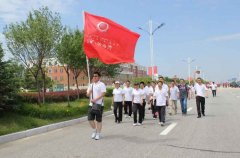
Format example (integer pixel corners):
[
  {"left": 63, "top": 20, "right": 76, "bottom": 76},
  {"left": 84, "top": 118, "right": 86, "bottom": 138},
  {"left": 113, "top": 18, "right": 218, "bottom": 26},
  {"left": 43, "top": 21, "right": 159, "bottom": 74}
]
[{"left": 86, "top": 71, "right": 218, "bottom": 140}]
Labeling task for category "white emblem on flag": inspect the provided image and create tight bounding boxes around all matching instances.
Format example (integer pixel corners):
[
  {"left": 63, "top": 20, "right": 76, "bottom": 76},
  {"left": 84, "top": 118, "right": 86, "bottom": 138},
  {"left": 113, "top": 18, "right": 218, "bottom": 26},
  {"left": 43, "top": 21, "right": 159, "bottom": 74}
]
[{"left": 97, "top": 22, "right": 109, "bottom": 32}]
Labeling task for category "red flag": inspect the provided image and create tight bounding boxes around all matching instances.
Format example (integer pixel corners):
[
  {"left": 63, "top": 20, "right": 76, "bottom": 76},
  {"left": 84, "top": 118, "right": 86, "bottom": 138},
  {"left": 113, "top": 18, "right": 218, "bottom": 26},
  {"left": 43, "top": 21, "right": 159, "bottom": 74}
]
[
  {"left": 83, "top": 12, "right": 140, "bottom": 64},
  {"left": 148, "top": 66, "right": 158, "bottom": 76},
  {"left": 148, "top": 67, "right": 152, "bottom": 76}
]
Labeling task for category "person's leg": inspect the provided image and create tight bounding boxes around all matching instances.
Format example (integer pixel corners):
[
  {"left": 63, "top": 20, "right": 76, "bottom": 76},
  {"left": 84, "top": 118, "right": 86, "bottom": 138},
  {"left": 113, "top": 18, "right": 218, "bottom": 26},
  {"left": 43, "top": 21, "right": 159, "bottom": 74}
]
[
  {"left": 201, "top": 97, "right": 205, "bottom": 116},
  {"left": 132, "top": 103, "right": 137, "bottom": 124},
  {"left": 138, "top": 104, "right": 143, "bottom": 124},
  {"left": 212, "top": 90, "right": 214, "bottom": 97},
  {"left": 88, "top": 106, "right": 97, "bottom": 139},
  {"left": 113, "top": 102, "right": 118, "bottom": 122},
  {"left": 119, "top": 102, "right": 123, "bottom": 122},
  {"left": 124, "top": 101, "right": 128, "bottom": 115},
  {"left": 196, "top": 96, "right": 201, "bottom": 117},
  {"left": 142, "top": 99, "right": 146, "bottom": 120},
  {"left": 174, "top": 100, "right": 178, "bottom": 114},
  {"left": 183, "top": 97, "right": 188, "bottom": 114},
  {"left": 129, "top": 101, "right": 132, "bottom": 117},
  {"left": 157, "top": 106, "right": 161, "bottom": 122},
  {"left": 161, "top": 106, "right": 166, "bottom": 124},
  {"left": 180, "top": 98, "right": 184, "bottom": 114}
]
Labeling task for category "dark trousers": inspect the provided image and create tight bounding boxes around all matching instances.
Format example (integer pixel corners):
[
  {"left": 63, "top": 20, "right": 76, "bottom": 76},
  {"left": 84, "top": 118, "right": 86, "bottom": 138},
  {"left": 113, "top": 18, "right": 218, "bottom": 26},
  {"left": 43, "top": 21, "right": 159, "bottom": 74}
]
[
  {"left": 151, "top": 99, "right": 157, "bottom": 118},
  {"left": 196, "top": 96, "right": 205, "bottom": 116},
  {"left": 113, "top": 102, "right": 123, "bottom": 122},
  {"left": 156, "top": 106, "right": 166, "bottom": 123},
  {"left": 142, "top": 99, "right": 146, "bottom": 120},
  {"left": 133, "top": 103, "right": 143, "bottom": 124},
  {"left": 124, "top": 101, "right": 132, "bottom": 116},
  {"left": 212, "top": 90, "right": 216, "bottom": 97}
]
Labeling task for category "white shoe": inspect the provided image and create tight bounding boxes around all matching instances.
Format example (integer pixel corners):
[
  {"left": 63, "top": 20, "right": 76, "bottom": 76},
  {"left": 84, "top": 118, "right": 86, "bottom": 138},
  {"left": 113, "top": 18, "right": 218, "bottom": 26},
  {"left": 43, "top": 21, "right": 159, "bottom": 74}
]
[
  {"left": 95, "top": 133, "right": 100, "bottom": 140},
  {"left": 91, "top": 132, "right": 96, "bottom": 139},
  {"left": 137, "top": 123, "right": 142, "bottom": 126},
  {"left": 133, "top": 123, "right": 137, "bottom": 126}
]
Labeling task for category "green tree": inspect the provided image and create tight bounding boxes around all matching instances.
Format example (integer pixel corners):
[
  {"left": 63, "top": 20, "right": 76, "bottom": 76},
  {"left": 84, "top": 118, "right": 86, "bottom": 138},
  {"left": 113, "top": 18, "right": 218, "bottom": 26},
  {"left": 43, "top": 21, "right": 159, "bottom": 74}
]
[
  {"left": 4, "top": 7, "right": 64, "bottom": 104},
  {"left": 0, "top": 43, "right": 21, "bottom": 109},
  {"left": 86, "top": 58, "right": 121, "bottom": 79},
  {"left": 57, "top": 29, "right": 86, "bottom": 104}
]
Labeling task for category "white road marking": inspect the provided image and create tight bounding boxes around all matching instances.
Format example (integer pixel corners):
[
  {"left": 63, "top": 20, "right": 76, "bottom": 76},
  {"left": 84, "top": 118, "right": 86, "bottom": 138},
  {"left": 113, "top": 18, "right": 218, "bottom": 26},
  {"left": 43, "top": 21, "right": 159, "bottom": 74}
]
[
  {"left": 187, "top": 107, "right": 193, "bottom": 112},
  {"left": 160, "top": 122, "right": 177, "bottom": 136}
]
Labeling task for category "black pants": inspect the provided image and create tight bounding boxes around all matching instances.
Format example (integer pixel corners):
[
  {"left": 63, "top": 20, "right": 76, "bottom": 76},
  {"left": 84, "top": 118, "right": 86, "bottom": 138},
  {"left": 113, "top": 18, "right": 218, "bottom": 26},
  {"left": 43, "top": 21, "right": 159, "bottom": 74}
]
[
  {"left": 156, "top": 106, "right": 166, "bottom": 123},
  {"left": 151, "top": 99, "right": 157, "bottom": 118},
  {"left": 142, "top": 99, "right": 146, "bottom": 120},
  {"left": 124, "top": 101, "right": 132, "bottom": 116},
  {"left": 196, "top": 96, "right": 205, "bottom": 116},
  {"left": 133, "top": 103, "right": 143, "bottom": 124},
  {"left": 212, "top": 90, "right": 216, "bottom": 97},
  {"left": 113, "top": 102, "right": 123, "bottom": 123}
]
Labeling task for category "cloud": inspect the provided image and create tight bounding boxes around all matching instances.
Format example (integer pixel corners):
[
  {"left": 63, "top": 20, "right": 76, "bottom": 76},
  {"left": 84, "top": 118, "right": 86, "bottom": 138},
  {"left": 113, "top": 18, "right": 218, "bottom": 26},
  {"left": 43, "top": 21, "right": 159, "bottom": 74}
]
[
  {"left": 207, "top": 33, "right": 240, "bottom": 42},
  {"left": 0, "top": 0, "right": 76, "bottom": 24}
]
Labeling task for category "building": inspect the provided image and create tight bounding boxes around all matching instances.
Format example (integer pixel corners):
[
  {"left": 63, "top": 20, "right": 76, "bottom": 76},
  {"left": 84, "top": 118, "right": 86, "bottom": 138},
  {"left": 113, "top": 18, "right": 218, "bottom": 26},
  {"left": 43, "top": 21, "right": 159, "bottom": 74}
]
[{"left": 42, "top": 58, "right": 147, "bottom": 91}]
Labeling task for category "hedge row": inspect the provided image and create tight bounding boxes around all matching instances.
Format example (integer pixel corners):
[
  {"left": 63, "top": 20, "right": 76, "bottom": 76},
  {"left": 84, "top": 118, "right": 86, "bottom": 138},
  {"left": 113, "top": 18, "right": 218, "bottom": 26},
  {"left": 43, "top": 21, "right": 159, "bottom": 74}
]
[{"left": 19, "top": 89, "right": 87, "bottom": 103}]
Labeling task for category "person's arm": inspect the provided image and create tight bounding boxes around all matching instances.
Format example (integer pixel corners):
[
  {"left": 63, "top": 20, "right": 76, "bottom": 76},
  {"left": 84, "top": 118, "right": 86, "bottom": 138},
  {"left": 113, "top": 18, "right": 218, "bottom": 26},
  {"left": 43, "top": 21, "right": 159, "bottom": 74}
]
[
  {"left": 86, "top": 84, "right": 92, "bottom": 97},
  {"left": 91, "top": 83, "right": 106, "bottom": 103},
  {"left": 91, "top": 92, "right": 105, "bottom": 103},
  {"left": 112, "top": 90, "right": 115, "bottom": 105},
  {"left": 122, "top": 89, "right": 125, "bottom": 105}
]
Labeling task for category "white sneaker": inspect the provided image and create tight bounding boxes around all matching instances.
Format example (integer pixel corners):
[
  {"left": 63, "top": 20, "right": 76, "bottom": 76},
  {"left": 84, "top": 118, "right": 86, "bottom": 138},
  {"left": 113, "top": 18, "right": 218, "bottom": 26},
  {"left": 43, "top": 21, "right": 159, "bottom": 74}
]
[
  {"left": 133, "top": 123, "right": 137, "bottom": 126},
  {"left": 95, "top": 133, "right": 100, "bottom": 140},
  {"left": 91, "top": 132, "right": 96, "bottom": 139},
  {"left": 137, "top": 123, "right": 142, "bottom": 126}
]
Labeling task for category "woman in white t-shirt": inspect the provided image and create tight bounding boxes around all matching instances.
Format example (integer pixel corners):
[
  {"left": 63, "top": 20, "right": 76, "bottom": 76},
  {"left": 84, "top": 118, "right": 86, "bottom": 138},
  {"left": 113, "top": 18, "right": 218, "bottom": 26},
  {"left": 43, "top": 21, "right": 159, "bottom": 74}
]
[
  {"left": 123, "top": 80, "right": 133, "bottom": 117},
  {"left": 112, "top": 81, "right": 124, "bottom": 123},
  {"left": 154, "top": 81, "right": 169, "bottom": 126},
  {"left": 132, "top": 83, "right": 144, "bottom": 126}
]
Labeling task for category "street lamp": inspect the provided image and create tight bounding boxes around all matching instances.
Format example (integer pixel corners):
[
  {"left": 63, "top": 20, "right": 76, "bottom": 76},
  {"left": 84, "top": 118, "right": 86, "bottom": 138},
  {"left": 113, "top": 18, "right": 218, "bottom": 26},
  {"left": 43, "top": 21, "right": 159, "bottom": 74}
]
[
  {"left": 182, "top": 57, "right": 195, "bottom": 84},
  {"left": 138, "top": 20, "right": 165, "bottom": 80}
]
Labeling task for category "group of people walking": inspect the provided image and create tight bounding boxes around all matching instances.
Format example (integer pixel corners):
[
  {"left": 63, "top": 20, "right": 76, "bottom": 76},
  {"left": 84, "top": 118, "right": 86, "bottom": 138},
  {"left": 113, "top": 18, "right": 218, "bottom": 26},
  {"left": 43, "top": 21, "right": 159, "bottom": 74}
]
[{"left": 86, "top": 71, "right": 217, "bottom": 140}]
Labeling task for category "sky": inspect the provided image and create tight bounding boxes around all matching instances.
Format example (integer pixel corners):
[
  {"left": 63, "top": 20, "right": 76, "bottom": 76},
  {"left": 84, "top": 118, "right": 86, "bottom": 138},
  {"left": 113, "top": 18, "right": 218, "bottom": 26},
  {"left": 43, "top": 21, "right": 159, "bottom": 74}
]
[{"left": 0, "top": 0, "right": 240, "bottom": 82}]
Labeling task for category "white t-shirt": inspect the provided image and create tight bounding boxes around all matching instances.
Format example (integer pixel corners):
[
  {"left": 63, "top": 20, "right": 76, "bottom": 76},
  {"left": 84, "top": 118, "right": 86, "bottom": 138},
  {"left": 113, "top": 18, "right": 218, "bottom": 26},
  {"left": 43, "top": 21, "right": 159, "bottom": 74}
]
[
  {"left": 140, "top": 88, "right": 147, "bottom": 99},
  {"left": 170, "top": 86, "right": 179, "bottom": 100},
  {"left": 113, "top": 87, "right": 124, "bottom": 102},
  {"left": 87, "top": 81, "right": 106, "bottom": 106},
  {"left": 194, "top": 83, "right": 208, "bottom": 97},
  {"left": 210, "top": 84, "right": 217, "bottom": 90},
  {"left": 155, "top": 83, "right": 169, "bottom": 92},
  {"left": 154, "top": 88, "right": 168, "bottom": 106},
  {"left": 132, "top": 89, "right": 142, "bottom": 104},
  {"left": 123, "top": 87, "right": 133, "bottom": 101}
]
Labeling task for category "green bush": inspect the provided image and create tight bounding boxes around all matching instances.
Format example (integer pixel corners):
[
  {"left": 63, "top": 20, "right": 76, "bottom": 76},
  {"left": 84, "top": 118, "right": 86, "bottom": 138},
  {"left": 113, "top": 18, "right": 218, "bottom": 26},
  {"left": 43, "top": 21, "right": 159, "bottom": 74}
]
[
  {"left": 15, "top": 97, "right": 112, "bottom": 120},
  {"left": 19, "top": 89, "right": 87, "bottom": 103},
  {"left": 105, "top": 87, "right": 113, "bottom": 97}
]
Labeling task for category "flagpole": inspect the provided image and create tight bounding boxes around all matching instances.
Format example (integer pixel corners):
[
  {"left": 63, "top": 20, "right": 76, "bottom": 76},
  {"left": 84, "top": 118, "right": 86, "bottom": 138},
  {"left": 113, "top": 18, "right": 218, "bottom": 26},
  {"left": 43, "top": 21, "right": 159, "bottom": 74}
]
[
  {"left": 86, "top": 56, "right": 91, "bottom": 85},
  {"left": 82, "top": 10, "right": 91, "bottom": 86}
]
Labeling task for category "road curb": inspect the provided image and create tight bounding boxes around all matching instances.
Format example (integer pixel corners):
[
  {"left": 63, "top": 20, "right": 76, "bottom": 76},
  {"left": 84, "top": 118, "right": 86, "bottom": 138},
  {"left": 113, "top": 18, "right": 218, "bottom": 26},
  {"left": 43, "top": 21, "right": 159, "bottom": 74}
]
[{"left": 0, "top": 110, "right": 113, "bottom": 144}]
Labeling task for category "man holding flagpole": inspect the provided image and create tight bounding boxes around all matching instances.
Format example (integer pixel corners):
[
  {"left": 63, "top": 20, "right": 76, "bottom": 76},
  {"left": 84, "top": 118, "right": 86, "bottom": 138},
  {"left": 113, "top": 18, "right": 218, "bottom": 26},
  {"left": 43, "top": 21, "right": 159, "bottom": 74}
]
[
  {"left": 83, "top": 11, "right": 140, "bottom": 140},
  {"left": 86, "top": 72, "right": 106, "bottom": 140}
]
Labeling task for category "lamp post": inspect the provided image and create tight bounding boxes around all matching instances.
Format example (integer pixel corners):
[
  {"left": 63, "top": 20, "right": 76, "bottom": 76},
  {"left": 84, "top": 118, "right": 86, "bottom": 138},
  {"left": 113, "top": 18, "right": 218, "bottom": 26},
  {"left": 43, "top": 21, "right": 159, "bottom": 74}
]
[
  {"left": 182, "top": 57, "right": 195, "bottom": 84},
  {"left": 138, "top": 20, "right": 165, "bottom": 80}
]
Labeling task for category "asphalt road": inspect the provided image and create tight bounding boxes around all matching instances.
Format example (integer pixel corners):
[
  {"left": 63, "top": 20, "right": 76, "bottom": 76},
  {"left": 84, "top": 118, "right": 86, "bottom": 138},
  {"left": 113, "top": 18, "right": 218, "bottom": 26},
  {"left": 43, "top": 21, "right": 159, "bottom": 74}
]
[{"left": 0, "top": 88, "right": 240, "bottom": 158}]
